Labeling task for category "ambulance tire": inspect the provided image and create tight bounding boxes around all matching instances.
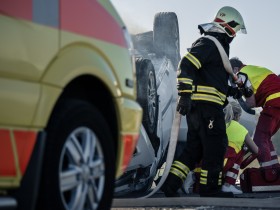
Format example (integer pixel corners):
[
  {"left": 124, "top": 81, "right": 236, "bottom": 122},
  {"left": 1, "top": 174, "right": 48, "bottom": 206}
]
[
  {"left": 153, "top": 12, "right": 180, "bottom": 69},
  {"left": 37, "top": 99, "right": 115, "bottom": 210},
  {"left": 136, "top": 57, "right": 159, "bottom": 144}
]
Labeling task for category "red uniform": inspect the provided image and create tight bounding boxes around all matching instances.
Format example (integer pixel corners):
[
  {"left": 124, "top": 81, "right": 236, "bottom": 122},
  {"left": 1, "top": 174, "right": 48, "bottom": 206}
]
[
  {"left": 223, "top": 120, "right": 248, "bottom": 185},
  {"left": 240, "top": 66, "right": 280, "bottom": 168}
]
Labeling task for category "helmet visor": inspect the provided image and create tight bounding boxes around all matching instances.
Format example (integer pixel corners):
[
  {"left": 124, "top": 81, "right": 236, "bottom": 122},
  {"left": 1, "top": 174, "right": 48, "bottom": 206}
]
[{"left": 239, "top": 27, "right": 247, "bottom": 34}]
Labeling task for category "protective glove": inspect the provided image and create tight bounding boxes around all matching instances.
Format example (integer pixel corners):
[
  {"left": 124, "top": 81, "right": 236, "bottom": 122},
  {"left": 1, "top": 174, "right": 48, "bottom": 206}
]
[
  {"left": 176, "top": 94, "right": 192, "bottom": 116},
  {"left": 227, "top": 86, "right": 243, "bottom": 99}
]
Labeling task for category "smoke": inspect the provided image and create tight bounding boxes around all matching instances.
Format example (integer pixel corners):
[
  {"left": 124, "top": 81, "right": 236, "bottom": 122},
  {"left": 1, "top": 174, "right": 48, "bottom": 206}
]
[{"left": 122, "top": 15, "right": 149, "bottom": 35}]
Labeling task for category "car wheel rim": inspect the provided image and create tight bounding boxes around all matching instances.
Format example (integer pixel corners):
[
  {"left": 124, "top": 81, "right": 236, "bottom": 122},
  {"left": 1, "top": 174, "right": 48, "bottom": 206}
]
[
  {"left": 148, "top": 71, "right": 156, "bottom": 127},
  {"left": 59, "top": 127, "right": 105, "bottom": 210}
]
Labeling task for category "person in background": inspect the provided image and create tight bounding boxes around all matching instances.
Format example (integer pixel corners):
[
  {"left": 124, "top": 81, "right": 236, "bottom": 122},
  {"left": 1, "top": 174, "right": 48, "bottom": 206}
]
[
  {"left": 230, "top": 57, "right": 280, "bottom": 169},
  {"left": 161, "top": 6, "right": 247, "bottom": 198},
  {"left": 222, "top": 101, "right": 258, "bottom": 194}
]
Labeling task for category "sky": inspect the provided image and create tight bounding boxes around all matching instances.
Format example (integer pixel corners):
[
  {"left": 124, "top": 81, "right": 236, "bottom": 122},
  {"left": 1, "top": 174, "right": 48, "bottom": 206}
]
[{"left": 111, "top": 0, "right": 280, "bottom": 75}]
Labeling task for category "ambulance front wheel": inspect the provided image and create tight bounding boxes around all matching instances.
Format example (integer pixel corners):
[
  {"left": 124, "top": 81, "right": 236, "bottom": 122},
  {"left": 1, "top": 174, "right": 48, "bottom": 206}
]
[{"left": 37, "top": 99, "right": 115, "bottom": 210}]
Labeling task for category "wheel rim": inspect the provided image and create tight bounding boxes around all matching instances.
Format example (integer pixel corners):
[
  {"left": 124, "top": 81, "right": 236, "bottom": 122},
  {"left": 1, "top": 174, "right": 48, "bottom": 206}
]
[
  {"left": 148, "top": 71, "right": 157, "bottom": 127},
  {"left": 59, "top": 127, "right": 105, "bottom": 210}
]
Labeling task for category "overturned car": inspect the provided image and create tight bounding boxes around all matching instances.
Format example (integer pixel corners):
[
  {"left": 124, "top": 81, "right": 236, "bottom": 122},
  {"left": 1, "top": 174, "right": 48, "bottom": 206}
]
[{"left": 114, "top": 12, "right": 185, "bottom": 196}]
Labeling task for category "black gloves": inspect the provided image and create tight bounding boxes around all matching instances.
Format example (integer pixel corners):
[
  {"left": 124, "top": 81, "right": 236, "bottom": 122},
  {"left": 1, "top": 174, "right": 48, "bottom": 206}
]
[
  {"left": 228, "top": 86, "right": 253, "bottom": 99},
  {"left": 227, "top": 86, "right": 243, "bottom": 99},
  {"left": 242, "top": 87, "right": 253, "bottom": 98},
  {"left": 177, "top": 94, "right": 192, "bottom": 116}
]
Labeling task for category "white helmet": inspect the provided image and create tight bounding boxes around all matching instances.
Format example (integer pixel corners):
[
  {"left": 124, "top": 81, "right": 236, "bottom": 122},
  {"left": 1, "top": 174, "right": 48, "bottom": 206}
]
[
  {"left": 213, "top": 6, "right": 247, "bottom": 37},
  {"left": 199, "top": 6, "right": 247, "bottom": 37}
]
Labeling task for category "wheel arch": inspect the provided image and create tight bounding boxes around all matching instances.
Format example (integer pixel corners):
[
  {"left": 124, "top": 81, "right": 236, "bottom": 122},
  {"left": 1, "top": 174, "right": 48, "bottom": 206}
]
[{"left": 49, "top": 75, "right": 119, "bottom": 157}]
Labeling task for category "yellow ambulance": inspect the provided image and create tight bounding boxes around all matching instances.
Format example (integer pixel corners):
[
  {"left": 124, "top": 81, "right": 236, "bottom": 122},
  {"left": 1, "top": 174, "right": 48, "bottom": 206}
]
[{"left": 0, "top": 1, "right": 142, "bottom": 209}]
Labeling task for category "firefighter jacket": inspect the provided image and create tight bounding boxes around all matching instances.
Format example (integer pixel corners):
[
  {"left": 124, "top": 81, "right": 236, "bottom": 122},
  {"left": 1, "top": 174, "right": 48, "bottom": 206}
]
[
  {"left": 239, "top": 65, "right": 280, "bottom": 107},
  {"left": 177, "top": 33, "right": 230, "bottom": 107},
  {"left": 226, "top": 120, "right": 248, "bottom": 153}
]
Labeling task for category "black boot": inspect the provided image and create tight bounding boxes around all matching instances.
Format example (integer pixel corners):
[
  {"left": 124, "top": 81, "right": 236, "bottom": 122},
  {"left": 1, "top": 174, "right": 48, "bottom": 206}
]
[
  {"left": 199, "top": 168, "right": 234, "bottom": 198},
  {"left": 161, "top": 174, "right": 182, "bottom": 197},
  {"left": 161, "top": 184, "right": 180, "bottom": 197}
]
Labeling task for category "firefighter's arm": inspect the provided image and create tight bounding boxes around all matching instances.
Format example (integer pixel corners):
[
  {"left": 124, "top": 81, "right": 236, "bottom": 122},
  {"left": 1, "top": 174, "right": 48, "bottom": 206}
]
[
  {"left": 176, "top": 55, "right": 197, "bottom": 115},
  {"left": 177, "top": 54, "right": 197, "bottom": 95}
]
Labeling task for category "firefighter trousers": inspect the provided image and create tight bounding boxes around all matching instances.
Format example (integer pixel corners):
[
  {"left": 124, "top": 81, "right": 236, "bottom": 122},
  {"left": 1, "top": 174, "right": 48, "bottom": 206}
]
[{"left": 163, "top": 103, "right": 228, "bottom": 196}]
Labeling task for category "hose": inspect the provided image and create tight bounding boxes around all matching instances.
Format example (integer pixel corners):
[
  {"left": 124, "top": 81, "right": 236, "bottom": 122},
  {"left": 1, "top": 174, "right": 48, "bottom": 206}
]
[
  {"left": 204, "top": 35, "right": 238, "bottom": 82},
  {"left": 138, "top": 110, "right": 181, "bottom": 198}
]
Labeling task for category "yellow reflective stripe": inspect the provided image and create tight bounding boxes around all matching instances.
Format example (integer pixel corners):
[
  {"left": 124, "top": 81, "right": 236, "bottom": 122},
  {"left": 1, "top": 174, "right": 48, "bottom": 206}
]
[
  {"left": 170, "top": 168, "right": 186, "bottom": 181},
  {"left": 224, "top": 158, "right": 228, "bottom": 167},
  {"left": 218, "top": 172, "right": 222, "bottom": 185},
  {"left": 192, "top": 94, "right": 224, "bottom": 105},
  {"left": 194, "top": 167, "right": 201, "bottom": 173},
  {"left": 200, "top": 169, "right": 208, "bottom": 185},
  {"left": 196, "top": 85, "right": 226, "bottom": 101},
  {"left": 173, "top": 161, "right": 190, "bottom": 174},
  {"left": 265, "top": 92, "right": 280, "bottom": 104},
  {"left": 200, "top": 177, "right": 207, "bottom": 185},
  {"left": 185, "top": 53, "right": 201, "bottom": 69},
  {"left": 178, "top": 90, "right": 192, "bottom": 94},
  {"left": 201, "top": 169, "right": 208, "bottom": 177},
  {"left": 177, "top": 78, "right": 193, "bottom": 85}
]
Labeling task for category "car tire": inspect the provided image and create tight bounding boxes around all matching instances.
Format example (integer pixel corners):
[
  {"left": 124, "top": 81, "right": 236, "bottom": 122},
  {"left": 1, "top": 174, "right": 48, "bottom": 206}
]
[
  {"left": 136, "top": 57, "right": 158, "bottom": 142},
  {"left": 37, "top": 99, "right": 115, "bottom": 210},
  {"left": 153, "top": 12, "right": 181, "bottom": 69}
]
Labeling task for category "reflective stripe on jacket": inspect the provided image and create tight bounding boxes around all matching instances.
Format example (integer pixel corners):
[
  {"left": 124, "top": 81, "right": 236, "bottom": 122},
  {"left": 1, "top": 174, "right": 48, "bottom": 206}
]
[{"left": 177, "top": 36, "right": 230, "bottom": 106}]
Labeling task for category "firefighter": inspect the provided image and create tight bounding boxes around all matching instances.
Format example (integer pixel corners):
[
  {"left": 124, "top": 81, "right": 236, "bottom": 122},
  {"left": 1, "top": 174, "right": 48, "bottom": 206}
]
[
  {"left": 222, "top": 101, "right": 258, "bottom": 194},
  {"left": 230, "top": 57, "right": 280, "bottom": 169},
  {"left": 161, "top": 6, "right": 247, "bottom": 197}
]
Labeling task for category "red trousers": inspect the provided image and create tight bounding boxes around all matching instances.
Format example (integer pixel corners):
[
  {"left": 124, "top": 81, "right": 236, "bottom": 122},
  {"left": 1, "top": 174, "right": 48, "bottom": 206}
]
[
  {"left": 193, "top": 147, "right": 245, "bottom": 190},
  {"left": 223, "top": 147, "right": 244, "bottom": 185},
  {"left": 254, "top": 105, "right": 280, "bottom": 168}
]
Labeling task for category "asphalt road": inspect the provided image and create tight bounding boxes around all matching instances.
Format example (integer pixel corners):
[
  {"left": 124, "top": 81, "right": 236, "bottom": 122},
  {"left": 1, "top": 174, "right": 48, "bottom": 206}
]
[
  {"left": 112, "top": 158, "right": 280, "bottom": 209},
  {"left": 111, "top": 191, "right": 280, "bottom": 210}
]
